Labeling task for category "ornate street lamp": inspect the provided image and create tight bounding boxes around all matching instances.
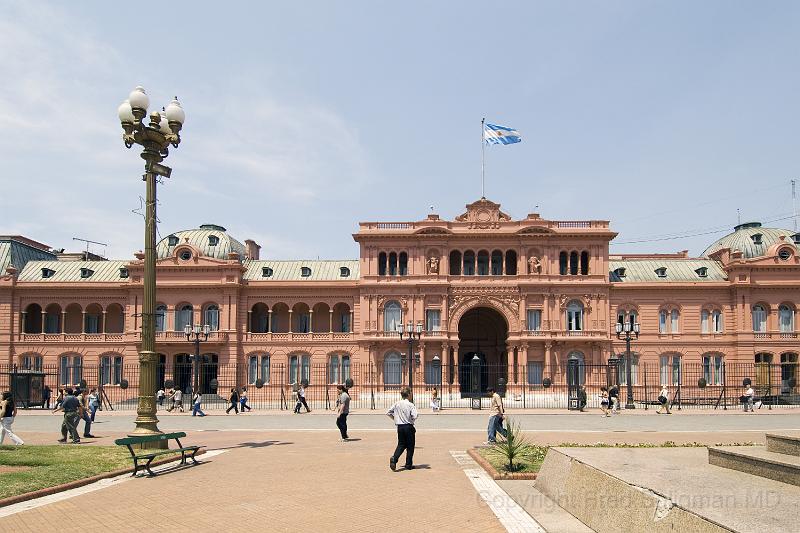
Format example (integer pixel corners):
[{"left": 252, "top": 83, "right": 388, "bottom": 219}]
[
  {"left": 185, "top": 324, "right": 211, "bottom": 397},
  {"left": 118, "top": 87, "right": 185, "bottom": 437},
  {"left": 397, "top": 321, "right": 423, "bottom": 400},
  {"left": 615, "top": 320, "right": 640, "bottom": 409}
]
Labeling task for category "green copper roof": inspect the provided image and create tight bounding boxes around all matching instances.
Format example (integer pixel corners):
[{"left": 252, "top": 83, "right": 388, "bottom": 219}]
[
  {"left": 0, "top": 239, "right": 56, "bottom": 274},
  {"left": 18, "top": 261, "right": 130, "bottom": 282},
  {"left": 243, "top": 260, "right": 359, "bottom": 281},
  {"left": 610, "top": 259, "right": 727, "bottom": 282},
  {"left": 157, "top": 225, "right": 247, "bottom": 260},
  {"left": 703, "top": 222, "right": 798, "bottom": 259}
]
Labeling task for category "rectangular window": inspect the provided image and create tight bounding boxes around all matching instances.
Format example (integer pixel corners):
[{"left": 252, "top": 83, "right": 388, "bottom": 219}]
[
  {"left": 703, "top": 355, "right": 724, "bottom": 385},
  {"left": 72, "top": 356, "right": 82, "bottom": 385},
  {"left": 113, "top": 357, "right": 123, "bottom": 385},
  {"left": 261, "top": 357, "right": 271, "bottom": 384},
  {"left": 298, "top": 314, "right": 310, "bottom": 333},
  {"left": 701, "top": 310, "right": 709, "bottom": 333},
  {"left": 340, "top": 313, "right": 351, "bottom": 333},
  {"left": 671, "top": 310, "right": 679, "bottom": 333},
  {"left": 618, "top": 356, "right": 639, "bottom": 386},
  {"left": 526, "top": 309, "right": 542, "bottom": 331},
  {"left": 712, "top": 311, "right": 723, "bottom": 333},
  {"left": 659, "top": 311, "right": 667, "bottom": 333},
  {"left": 100, "top": 357, "right": 111, "bottom": 385},
  {"left": 248, "top": 356, "right": 258, "bottom": 384},
  {"left": 527, "top": 362, "right": 543, "bottom": 385},
  {"left": 45, "top": 314, "right": 59, "bottom": 333},
  {"left": 425, "top": 310, "right": 441, "bottom": 332},
  {"left": 659, "top": 355, "right": 681, "bottom": 386}
]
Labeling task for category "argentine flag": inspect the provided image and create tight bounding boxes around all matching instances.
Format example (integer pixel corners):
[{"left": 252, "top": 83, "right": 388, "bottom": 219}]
[{"left": 484, "top": 123, "right": 522, "bottom": 145}]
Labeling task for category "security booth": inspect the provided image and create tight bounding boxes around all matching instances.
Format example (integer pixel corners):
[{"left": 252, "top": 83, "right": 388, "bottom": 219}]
[
  {"left": 9, "top": 367, "right": 46, "bottom": 408},
  {"left": 566, "top": 358, "right": 582, "bottom": 410}
]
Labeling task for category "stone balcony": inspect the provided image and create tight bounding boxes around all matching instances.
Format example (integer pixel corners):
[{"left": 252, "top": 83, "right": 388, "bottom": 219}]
[{"left": 244, "top": 332, "right": 352, "bottom": 343}]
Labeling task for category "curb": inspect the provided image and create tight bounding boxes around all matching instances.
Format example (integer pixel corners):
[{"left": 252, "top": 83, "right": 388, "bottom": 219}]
[
  {"left": 467, "top": 447, "right": 537, "bottom": 480},
  {"left": 0, "top": 448, "right": 207, "bottom": 509}
]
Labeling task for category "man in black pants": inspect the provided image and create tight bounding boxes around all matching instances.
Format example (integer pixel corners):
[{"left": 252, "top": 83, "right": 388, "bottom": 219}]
[
  {"left": 335, "top": 385, "right": 350, "bottom": 441},
  {"left": 387, "top": 387, "right": 418, "bottom": 471}
]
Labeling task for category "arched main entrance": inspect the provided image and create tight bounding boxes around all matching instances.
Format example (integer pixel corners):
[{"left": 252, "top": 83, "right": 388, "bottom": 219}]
[{"left": 458, "top": 307, "right": 508, "bottom": 396}]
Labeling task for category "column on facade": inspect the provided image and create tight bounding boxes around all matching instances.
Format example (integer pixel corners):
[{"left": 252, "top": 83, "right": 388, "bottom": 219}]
[
  {"left": 102, "top": 311, "right": 107, "bottom": 334},
  {"left": 60, "top": 310, "right": 66, "bottom": 334},
  {"left": 247, "top": 310, "right": 252, "bottom": 333},
  {"left": 308, "top": 310, "right": 313, "bottom": 333},
  {"left": 349, "top": 310, "right": 354, "bottom": 333},
  {"left": 288, "top": 310, "right": 293, "bottom": 333},
  {"left": 543, "top": 342, "right": 552, "bottom": 380},
  {"left": 451, "top": 342, "right": 459, "bottom": 388},
  {"left": 520, "top": 248, "right": 528, "bottom": 276},
  {"left": 506, "top": 343, "right": 516, "bottom": 386},
  {"left": 441, "top": 250, "right": 449, "bottom": 277},
  {"left": 81, "top": 311, "right": 86, "bottom": 334},
  {"left": 40, "top": 309, "right": 45, "bottom": 334},
  {"left": 519, "top": 294, "right": 527, "bottom": 331},
  {"left": 20, "top": 311, "right": 26, "bottom": 336},
  {"left": 268, "top": 310, "right": 273, "bottom": 333},
  {"left": 518, "top": 344, "right": 528, "bottom": 384},
  {"left": 329, "top": 310, "right": 333, "bottom": 333}
]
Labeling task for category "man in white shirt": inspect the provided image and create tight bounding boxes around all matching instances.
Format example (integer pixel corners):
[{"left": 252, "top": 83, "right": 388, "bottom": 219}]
[
  {"left": 387, "top": 387, "right": 418, "bottom": 471},
  {"left": 485, "top": 387, "right": 507, "bottom": 444},
  {"left": 743, "top": 384, "right": 755, "bottom": 412}
]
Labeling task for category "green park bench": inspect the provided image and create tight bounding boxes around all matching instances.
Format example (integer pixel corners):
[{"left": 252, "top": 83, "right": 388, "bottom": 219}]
[{"left": 114, "top": 432, "right": 203, "bottom": 477}]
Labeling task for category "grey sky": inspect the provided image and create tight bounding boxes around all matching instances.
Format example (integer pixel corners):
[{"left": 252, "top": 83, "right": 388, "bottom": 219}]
[{"left": 1, "top": 1, "right": 798, "bottom": 260}]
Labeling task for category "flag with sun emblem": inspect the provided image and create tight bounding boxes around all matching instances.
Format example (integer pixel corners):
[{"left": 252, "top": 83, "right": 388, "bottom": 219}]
[{"left": 483, "top": 123, "right": 522, "bottom": 145}]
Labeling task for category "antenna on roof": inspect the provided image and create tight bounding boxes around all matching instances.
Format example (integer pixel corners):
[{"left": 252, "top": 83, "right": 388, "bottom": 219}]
[
  {"left": 792, "top": 179, "right": 797, "bottom": 232},
  {"left": 72, "top": 237, "right": 107, "bottom": 259},
  {"left": 736, "top": 208, "right": 741, "bottom": 225}
]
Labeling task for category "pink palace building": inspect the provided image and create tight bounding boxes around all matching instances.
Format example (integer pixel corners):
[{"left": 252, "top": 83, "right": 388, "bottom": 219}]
[{"left": 1, "top": 198, "right": 799, "bottom": 409}]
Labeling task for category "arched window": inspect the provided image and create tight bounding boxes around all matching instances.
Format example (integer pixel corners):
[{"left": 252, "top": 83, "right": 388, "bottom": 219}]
[
  {"left": 566, "top": 301, "right": 583, "bottom": 331},
  {"left": 248, "top": 355, "right": 258, "bottom": 384},
  {"left": 505, "top": 250, "right": 517, "bottom": 275},
  {"left": 399, "top": 252, "right": 408, "bottom": 276},
  {"left": 670, "top": 309, "right": 680, "bottom": 333},
  {"left": 463, "top": 250, "right": 475, "bottom": 275},
  {"left": 491, "top": 250, "right": 503, "bottom": 275},
  {"left": 449, "top": 250, "right": 462, "bottom": 275},
  {"left": 23, "top": 303, "right": 42, "bottom": 333},
  {"left": 204, "top": 304, "right": 220, "bottom": 331},
  {"left": 175, "top": 304, "right": 193, "bottom": 331},
  {"left": 779, "top": 305, "right": 794, "bottom": 333},
  {"left": 559, "top": 252, "right": 568, "bottom": 275},
  {"left": 712, "top": 310, "right": 723, "bottom": 333},
  {"left": 44, "top": 304, "right": 62, "bottom": 334},
  {"left": 566, "top": 351, "right": 585, "bottom": 386},
  {"left": 59, "top": 355, "right": 82, "bottom": 385},
  {"left": 249, "top": 353, "right": 270, "bottom": 384},
  {"left": 617, "top": 353, "right": 639, "bottom": 385},
  {"left": 580, "top": 251, "right": 589, "bottom": 275},
  {"left": 388, "top": 252, "right": 398, "bottom": 276},
  {"left": 569, "top": 252, "right": 579, "bottom": 275},
  {"left": 378, "top": 252, "right": 387, "bottom": 276},
  {"left": 781, "top": 353, "right": 798, "bottom": 393},
  {"left": 384, "top": 352, "right": 402, "bottom": 386},
  {"left": 289, "top": 354, "right": 311, "bottom": 385},
  {"left": 702, "top": 353, "right": 724, "bottom": 385},
  {"left": 617, "top": 309, "right": 637, "bottom": 328},
  {"left": 383, "top": 301, "right": 402, "bottom": 332},
  {"left": 659, "top": 310, "right": 668, "bottom": 333},
  {"left": 100, "top": 355, "right": 124, "bottom": 385},
  {"left": 477, "top": 250, "right": 489, "bottom": 275},
  {"left": 752, "top": 305, "right": 767, "bottom": 332},
  {"left": 155, "top": 304, "right": 167, "bottom": 332},
  {"left": 660, "top": 354, "right": 681, "bottom": 386},
  {"left": 329, "top": 354, "right": 351, "bottom": 384},
  {"left": 20, "top": 354, "right": 43, "bottom": 372}
]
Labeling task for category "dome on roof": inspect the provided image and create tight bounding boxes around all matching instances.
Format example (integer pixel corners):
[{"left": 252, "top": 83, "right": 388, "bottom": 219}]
[
  {"left": 702, "top": 222, "right": 799, "bottom": 259},
  {"left": 157, "top": 225, "right": 246, "bottom": 260}
]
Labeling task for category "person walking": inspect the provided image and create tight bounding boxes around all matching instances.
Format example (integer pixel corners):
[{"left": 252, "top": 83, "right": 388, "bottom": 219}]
[
  {"left": 577, "top": 385, "right": 587, "bottom": 412},
  {"left": 387, "top": 387, "right": 418, "bottom": 471},
  {"left": 743, "top": 383, "right": 755, "bottom": 413},
  {"left": 297, "top": 383, "right": 311, "bottom": 413},
  {"left": 226, "top": 388, "right": 239, "bottom": 414},
  {"left": 42, "top": 385, "right": 52, "bottom": 409},
  {"left": 173, "top": 388, "right": 184, "bottom": 412},
  {"left": 239, "top": 387, "right": 252, "bottom": 412},
  {"left": 88, "top": 389, "right": 100, "bottom": 422},
  {"left": 609, "top": 384, "right": 620, "bottom": 414},
  {"left": 430, "top": 387, "right": 440, "bottom": 413},
  {"left": 53, "top": 388, "right": 82, "bottom": 444},
  {"left": 192, "top": 390, "right": 206, "bottom": 417},
  {"left": 599, "top": 387, "right": 610, "bottom": 417},
  {"left": 485, "top": 387, "right": 507, "bottom": 444},
  {"left": 54, "top": 388, "right": 64, "bottom": 410},
  {"left": 335, "top": 385, "right": 350, "bottom": 441},
  {"left": 78, "top": 389, "right": 96, "bottom": 438},
  {"left": 156, "top": 388, "right": 165, "bottom": 407},
  {"left": 656, "top": 385, "right": 671, "bottom": 414},
  {"left": 0, "top": 391, "right": 24, "bottom": 445}
]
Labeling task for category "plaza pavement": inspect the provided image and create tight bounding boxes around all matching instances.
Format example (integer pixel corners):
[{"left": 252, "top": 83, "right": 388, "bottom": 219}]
[{"left": 1, "top": 409, "right": 799, "bottom": 532}]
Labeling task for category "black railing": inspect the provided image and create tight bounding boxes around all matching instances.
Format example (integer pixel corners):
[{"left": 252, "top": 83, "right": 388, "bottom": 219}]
[{"left": 1, "top": 362, "right": 797, "bottom": 411}]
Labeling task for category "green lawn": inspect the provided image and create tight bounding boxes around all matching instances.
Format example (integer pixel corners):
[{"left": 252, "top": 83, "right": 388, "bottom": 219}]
[
  {"left": 479, "top": 444, "right": 548, "bottom": 474},
  {"left": 0, "top": 445, "right": 131, "bottom": 500}
]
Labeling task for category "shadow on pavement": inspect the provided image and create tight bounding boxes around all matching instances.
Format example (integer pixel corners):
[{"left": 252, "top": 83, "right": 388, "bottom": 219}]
[{"left": 213, "top": 440, "right": 294, "bottom": 450}]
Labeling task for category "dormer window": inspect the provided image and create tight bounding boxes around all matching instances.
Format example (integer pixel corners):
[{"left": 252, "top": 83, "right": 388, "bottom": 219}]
[
  {"left": 119, "top": 267, "right": 129, "bottom": 279},
  {"left": 614, "top": 267, "right": 626, "bottom": 278},
  {"left": 655, "top": 267, "right": 667, "bottom": 278},
  {"left": 751, "top": 233, "right": 763, "bottom": 245},
  {"left": 792, "top": 233, "right": 800, "bottom": 245},
  {"left": 340, "top": 266, "right": 350, "bottom": 277},
  {"left": 301, "top": 267, "right": 312, "bottom": 277},
  {"left": 262, "top": 267, "right": 273, "bottom": 277},
  {"left": 208, "top": 235, "right": 219, "bottom": 246},
  {"left": 168, "top": 235, "right": 179, "bottom": 246},
  {"left": 41, "top": 268, "right": 55, "bottom": 279},
  {"left": 779, "top": 248, "right": 792, "bottom": 261},
  {"left": 80, "top": 268, "right": 94, "bottom": 279},
  {"left": 695, "top": 267, "right": 708, "bottom": 278}
]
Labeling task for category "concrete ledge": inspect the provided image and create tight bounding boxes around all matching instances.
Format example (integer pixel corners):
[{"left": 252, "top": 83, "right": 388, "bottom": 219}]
[
  {"left": 467, "top": 448, "right": 537, "bottom": 480},
  {"left": 766, "top": 433, "right": 800, "bottom": 456},
  {"left": 709, "top": 446, "right": 800, "bottom": 486},
  {"left": 536, "top": 448, "right": 730, "bottom": 533}
]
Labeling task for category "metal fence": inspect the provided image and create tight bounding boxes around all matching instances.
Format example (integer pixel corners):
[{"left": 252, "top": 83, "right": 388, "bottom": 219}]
[{"left": 2, "top": 361, "right": 797, "bottom": 412}]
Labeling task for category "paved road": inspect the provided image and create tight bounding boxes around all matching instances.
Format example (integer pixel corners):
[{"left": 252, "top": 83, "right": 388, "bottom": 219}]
[{"left": 13, "top": 409, "right": 800, "bottom": 433}]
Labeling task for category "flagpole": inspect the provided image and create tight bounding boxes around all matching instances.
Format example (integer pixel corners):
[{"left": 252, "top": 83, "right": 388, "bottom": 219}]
[{"left": 481, "top": 117, "right": 485, "bottom": 199}]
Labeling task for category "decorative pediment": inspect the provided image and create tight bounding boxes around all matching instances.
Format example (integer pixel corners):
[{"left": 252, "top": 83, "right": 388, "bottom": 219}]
[
  {"left": 415, "top": 227, "right": 453, "bottom": 235},
  {"left": 455, "top": 198, "right": 512, "bottom": 228},
  {"left": 517, "top": 226, "right": 554, "bottom": 235}
]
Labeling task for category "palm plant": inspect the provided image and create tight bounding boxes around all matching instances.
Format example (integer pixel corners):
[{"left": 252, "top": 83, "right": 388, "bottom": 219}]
[{"left": 487, "top": 418, "right": 531, "bottom": 472}]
